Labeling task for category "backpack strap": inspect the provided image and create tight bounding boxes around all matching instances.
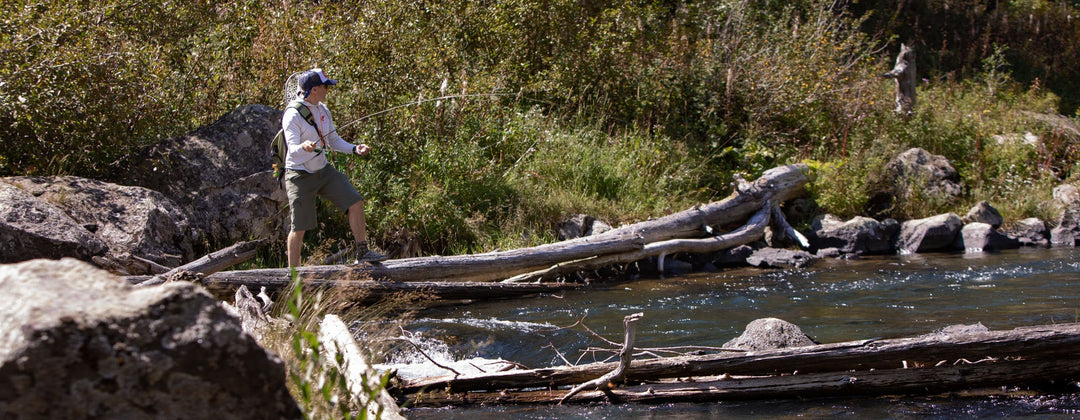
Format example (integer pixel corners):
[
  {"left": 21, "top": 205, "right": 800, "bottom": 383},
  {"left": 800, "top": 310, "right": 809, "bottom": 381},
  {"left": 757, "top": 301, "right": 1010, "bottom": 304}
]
[
  {"left": 290, "top": 101, "right": 326, "bottom": 150},
  {"left": 291, "top": 102, "right": 317, "bottom": 127}
]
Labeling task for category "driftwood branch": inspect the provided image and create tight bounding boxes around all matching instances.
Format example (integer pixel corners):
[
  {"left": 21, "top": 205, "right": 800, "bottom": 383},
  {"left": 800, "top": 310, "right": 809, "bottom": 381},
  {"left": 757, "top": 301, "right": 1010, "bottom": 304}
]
[
  {"left": 767, "top": 204, "right": 809, "bottom": 248},
  {"left": 412, "top": 357, "right": 1080, "bottom": 405},
  {"left": 397, "top": 322, "right": 1080, "bottom": 403},
  {"left": 135, "top": 240, "right": 264, "bottom": 287},
  {"left": 319, "top": 315, "right": 406, "bottom": 420},
  {"left": 182, "top": 164, "right": 809, "bottom": 290},
  {"left": 223, "top": 285, "right": 273, "bottom": 340},
  {"left": 560, "top": 312, "right": 644, "bottom": 404},
  {"left": 190, "top": 276, "right": 585, "bottom": 304},
  {"left": 504, "top": 204, "right": 773, "bottom": 283},
  {"left": 881, "top": 43, "right": 917, "bottom": 116}
]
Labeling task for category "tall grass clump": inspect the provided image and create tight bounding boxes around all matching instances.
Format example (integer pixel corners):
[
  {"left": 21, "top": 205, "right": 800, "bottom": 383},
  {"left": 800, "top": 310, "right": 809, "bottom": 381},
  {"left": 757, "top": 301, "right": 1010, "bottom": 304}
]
[{"left": 257, "top": 270, "right": 424, "bottom": 418}]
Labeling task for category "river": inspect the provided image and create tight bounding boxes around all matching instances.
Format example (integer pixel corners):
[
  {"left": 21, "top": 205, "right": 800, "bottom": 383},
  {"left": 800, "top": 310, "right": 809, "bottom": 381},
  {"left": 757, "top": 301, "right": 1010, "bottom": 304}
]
[{"left": 383, "top": 247, "right": 1080, "bottom": 418}]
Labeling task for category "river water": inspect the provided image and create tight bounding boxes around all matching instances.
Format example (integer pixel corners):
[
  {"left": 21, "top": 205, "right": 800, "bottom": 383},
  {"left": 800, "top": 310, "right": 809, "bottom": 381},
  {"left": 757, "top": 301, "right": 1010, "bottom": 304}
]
[{"left": 385, "top": 247, "right": 1080, "bottom": 418}]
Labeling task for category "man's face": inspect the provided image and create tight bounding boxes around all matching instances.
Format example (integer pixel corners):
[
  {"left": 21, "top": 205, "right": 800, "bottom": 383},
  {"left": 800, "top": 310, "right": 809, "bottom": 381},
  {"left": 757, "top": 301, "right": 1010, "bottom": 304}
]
[{"left": 308, "top": 84, "right": 329, "bottom": 102}]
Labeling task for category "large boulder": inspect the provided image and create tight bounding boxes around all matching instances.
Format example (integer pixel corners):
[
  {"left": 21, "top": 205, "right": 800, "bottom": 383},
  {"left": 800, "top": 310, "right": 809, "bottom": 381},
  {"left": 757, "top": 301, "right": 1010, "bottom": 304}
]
[
  {"left": 1049, "top": 185, "right": 1080, "bottom": 246},
  {"left": 2, "top": 176, "right": 194, "bottom": 267},
  {"left": 808, "top": 214, "right": 898, "bottom": 255},
  {"left": 0, "top": 182, "right": 108, "bottom": 263},
  {"left": 962, "top": 201, "right": 1003, "bottom": 228},
  {"left": 959, "top": 222, "right": 1019, "bottom": 253},
  {"left": 895, "top": 213, "right": 963, "bottom": 254},
  {"left": 723, "top": 318, "right": 818, "bottom": 351},
  {"left": 0, "top": 258, "right": 301, "bottom": 419},
  {"left": 888, "top": 148, "right": 962, "bottom": 199},
  {"left": 123, "top": 104, "right": 288, "bottom": 246},
  {"left": 869, "top": 148, "right": 962, "bottom": 216},
  {"left": 1051, "top": 207, "right": 1080, "bottom": 246},
  {"left": 1003, "top": 217, "right": 1050, "bottom": 247},
  {"left": 711, "top": 244, "right": 754, "bottom": 266}
]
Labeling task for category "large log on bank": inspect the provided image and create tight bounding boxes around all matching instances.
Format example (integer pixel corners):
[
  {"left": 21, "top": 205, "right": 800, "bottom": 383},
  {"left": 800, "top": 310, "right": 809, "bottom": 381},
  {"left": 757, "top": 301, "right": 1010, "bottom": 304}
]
[
  {"left": 398, "top": 322, "right": 1080, "bottom": 400},
  {"left": 505, "top": 204, "right": 773, "bottom": 283},
  {"left": 195, "top": 275, "right": 587, "bottom": 303},
  {"left": 200, "top": 164, "right": 811, "bottom": 287},
  {"left": 134, "top": 240, "right": 264, "bottom": 287}
]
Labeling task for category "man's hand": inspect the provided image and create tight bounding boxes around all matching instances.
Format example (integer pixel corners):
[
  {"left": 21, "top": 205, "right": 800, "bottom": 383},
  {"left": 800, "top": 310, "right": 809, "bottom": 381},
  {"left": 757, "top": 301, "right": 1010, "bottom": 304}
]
[
  {"left": 355, "top": 144, "right": 371, "bottom": 156},
  {"left": 301, "top": 141, "right": 317, "bottom": 152}
]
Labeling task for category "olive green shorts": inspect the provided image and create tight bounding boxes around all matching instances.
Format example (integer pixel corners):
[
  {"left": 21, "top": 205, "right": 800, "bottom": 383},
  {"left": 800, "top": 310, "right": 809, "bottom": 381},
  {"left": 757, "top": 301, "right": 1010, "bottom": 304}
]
[{"left": 285, "top": 166, "right": 364, "bottom": 232}]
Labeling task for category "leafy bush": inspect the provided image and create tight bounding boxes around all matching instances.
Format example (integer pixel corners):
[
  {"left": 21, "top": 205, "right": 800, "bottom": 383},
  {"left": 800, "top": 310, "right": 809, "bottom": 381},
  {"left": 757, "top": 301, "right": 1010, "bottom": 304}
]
[{"left": 5, "top": 0, "right": 1080, "bottom": 257}]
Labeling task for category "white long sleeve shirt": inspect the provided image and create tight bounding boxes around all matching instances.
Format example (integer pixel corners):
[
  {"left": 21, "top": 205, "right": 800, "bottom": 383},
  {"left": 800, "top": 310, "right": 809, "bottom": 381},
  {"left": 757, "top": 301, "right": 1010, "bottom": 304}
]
[{"left": 282, "top": 99, "right": 357, "bottom": 173}]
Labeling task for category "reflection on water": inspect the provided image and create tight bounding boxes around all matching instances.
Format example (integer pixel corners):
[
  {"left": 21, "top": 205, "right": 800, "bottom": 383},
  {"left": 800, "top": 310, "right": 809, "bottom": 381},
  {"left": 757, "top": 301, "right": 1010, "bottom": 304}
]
[{"left": 388, "top": 247, "right": 1080, "bottom": 418}]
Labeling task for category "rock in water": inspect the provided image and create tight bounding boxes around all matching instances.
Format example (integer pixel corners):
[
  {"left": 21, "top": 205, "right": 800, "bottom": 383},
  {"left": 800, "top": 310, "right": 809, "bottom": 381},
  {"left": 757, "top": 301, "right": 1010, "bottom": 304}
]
[{"left": 723, "top": 318, "right": 818, "bottom": 351}]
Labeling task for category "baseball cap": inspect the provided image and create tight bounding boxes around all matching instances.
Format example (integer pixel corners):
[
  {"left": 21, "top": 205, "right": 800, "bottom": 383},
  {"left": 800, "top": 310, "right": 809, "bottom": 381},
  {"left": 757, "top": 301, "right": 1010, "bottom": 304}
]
[{"left": 299, "top": 68, "right": 338, "bottom": 95}]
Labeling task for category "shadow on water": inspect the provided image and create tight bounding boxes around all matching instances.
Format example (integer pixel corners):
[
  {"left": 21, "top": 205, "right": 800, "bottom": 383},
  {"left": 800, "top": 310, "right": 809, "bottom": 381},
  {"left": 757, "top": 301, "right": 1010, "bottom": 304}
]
[{"left": 388, "top": 247, "right": 1080, "bottom": 418}]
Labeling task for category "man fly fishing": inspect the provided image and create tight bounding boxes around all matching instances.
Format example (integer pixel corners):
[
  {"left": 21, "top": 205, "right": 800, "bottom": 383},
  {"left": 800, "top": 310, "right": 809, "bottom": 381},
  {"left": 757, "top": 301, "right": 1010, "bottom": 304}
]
[{"left": 282, "top": 68, "right": 386, "bottom": 267}]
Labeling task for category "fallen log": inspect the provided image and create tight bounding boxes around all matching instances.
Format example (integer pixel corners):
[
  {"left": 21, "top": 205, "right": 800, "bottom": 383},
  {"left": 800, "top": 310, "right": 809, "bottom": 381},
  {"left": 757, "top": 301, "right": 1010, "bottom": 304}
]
[
  {"left": 190, "top": 230, "right": 646, "bottom": 285},
  {"left": 409, "top": 357, "right": 1080, "bottom": 406},
  {"left": 504, "top": 203, "right": 773, "bottom": 283},
  {"left": 197, "top": 163, "right": 810, "bottom": 290},
  {"left": 134, "top": 240, "right": 264, "bottom": 287},
  {"left": 194, "top": 275, "right": 587, "bottom": 303},
  {"left": 397, "top": 322, "right": 1080, "bottom": 403},
  {"left": 319, "top": 315, "right": 406, "bottom": 419}
]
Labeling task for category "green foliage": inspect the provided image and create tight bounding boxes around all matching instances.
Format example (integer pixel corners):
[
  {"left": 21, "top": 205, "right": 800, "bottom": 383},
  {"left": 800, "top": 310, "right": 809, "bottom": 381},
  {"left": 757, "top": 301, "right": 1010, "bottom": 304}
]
[{"left": 5, "top": 0, "right": 1080, "bottom": 257}]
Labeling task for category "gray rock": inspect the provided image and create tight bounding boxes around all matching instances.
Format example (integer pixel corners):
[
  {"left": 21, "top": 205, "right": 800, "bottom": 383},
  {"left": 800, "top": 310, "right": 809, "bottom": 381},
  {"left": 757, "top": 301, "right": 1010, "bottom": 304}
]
[
  {"left": 0, "top": 258, "right": 301, "bottom": 419},
  {"left": 959, "top": 222, "right": 1019, "bottom": 253},
  {"left": 1004, "top": 217, "right": 1049, "bottom": 247},
  {"left": 870, "top": 148, "right": 962, "bottom": 216},
  {"left": 963, "top": 201, "right": 1003, "bottom": 228},
  {"left": 724, "top": 318, "right": 818, "bottom": 351},
  {"left": 0, "top": 182, "right": 108, "bottom": 263},
  {"left": 809, "top": 214, "right": 897, "bottom": 255},
  {"left": 123, "top": 105, "right": 289, "bottom": 246},
  {"left": 557, "top": 214, "right": 612, "bottom": 240},
  {"left": 1053, "top": 184, "right": 1080, "bottom": 207},
  {"left": 924, "top": 322, "right": 990, "bottom": 338},
  {"left": 895, "top": 213, "right": 963, "bottom": 254},
  {"left": 712, "top": 244, "right": 754, "bottom": 266},
  {"left": 1051, "top": 207, "right": 1080, "bottom": 246},
  {"left": 746, "top": 247, "right": 817, "bottom": 269},
  {"left": 887, "top": 148, "right": 962, "bottom": 199},
  {"left": 3, "top": 176, "right": 194, "bottom": 267}
]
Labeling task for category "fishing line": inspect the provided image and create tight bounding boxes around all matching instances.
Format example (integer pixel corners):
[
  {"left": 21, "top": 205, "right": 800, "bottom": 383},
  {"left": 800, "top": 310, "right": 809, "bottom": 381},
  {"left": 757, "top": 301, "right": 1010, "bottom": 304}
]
[{"left": 281, "top": 72, "right": 550, "bottom": 165}]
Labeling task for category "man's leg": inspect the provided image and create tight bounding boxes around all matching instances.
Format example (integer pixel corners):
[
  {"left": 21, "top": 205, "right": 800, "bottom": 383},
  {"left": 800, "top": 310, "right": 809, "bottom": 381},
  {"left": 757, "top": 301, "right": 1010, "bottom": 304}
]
[
  {"left": 347, "top": 200, "right": 386, "bottom": 262},
  {"left": 287, "top": 230, "right": 305, "bottom": 267},
  {"left": 348, "top": 200, "right": 367, "bottom": 244}
]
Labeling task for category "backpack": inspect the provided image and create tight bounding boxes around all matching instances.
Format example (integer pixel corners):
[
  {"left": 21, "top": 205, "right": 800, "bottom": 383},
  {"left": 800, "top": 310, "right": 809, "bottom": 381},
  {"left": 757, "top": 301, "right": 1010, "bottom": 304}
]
[{"left": 271, "top": 102, "right": 317, "bottom": 180}]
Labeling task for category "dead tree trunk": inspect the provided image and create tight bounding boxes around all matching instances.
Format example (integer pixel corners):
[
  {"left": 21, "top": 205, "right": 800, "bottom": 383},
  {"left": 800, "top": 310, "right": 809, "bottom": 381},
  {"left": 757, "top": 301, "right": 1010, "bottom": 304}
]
[
  {"left": 408, "top": 357, "right": 1080, "bottom": 406},
  {"left": 397, "top": 322, "right": 1080, "bottom": 403},
  {"left": 191, "top": 164, "right": 810, "bottom": 290},
  {"left": 196, "top": 275, "right": 585, "bottom": 303},
  {"left": 882, "top": 43, "right": 917, "bottom": 116},
  {"left": 505, "top": 204, "right": 773, "bottom": 283},
  {"left": 560, "top": 313, "right": 644, "bottom": 404},
  {"left": 134, "top": 240, "right": 264, "bottom": 287}
]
